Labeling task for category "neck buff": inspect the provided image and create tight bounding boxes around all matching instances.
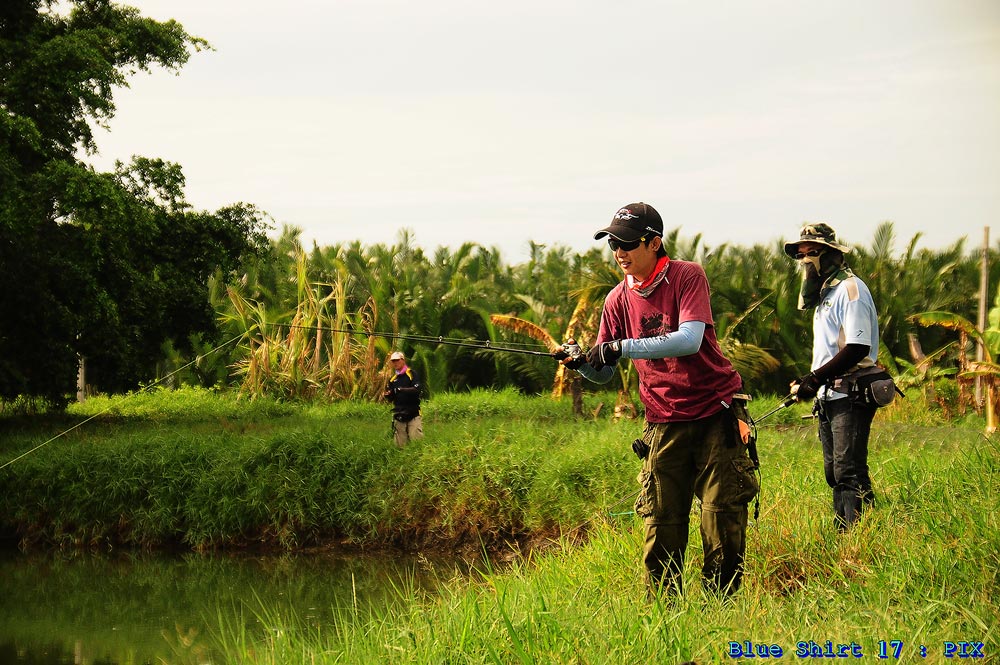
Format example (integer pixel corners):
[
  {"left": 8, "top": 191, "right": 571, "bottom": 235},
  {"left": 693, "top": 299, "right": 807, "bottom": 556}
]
[
  {"left": 798, "top": 252, "right": 854, "bottom": 310},
  {"left": 626, "top": 255, "right": 670, "bottom": 298}
]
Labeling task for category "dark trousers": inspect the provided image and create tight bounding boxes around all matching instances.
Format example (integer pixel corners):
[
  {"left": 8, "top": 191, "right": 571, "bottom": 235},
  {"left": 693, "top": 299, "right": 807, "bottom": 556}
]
[
  {"left": 816, "top": 396, "right": 877, "bottom": 530},
  {"left": 635, "top": 409, "right": 758, "bottom": 596}
]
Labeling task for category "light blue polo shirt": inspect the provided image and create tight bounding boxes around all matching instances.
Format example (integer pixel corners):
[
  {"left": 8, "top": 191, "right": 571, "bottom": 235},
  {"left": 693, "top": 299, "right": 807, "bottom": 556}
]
[{"left": 813, "top": 275, "right": 880, "bottom": 400}]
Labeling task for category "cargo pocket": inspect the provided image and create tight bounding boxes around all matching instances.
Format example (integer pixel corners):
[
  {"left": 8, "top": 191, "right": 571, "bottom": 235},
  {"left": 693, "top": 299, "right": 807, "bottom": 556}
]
[
  {"left": 730, "top": 398, "right": 755, "bottom": 446},
  {"left": 730, "top": 455, "right": 760, "bottom": 506},
  {"left": 634, "top": 468, "right": 657, "bottom": 518}
]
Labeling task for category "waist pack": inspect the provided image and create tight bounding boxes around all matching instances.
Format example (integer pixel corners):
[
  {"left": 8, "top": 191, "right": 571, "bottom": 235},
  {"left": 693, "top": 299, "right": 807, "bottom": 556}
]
[
  {"left": 832, "top": 366, "right": 901, "bottom": 407},
  {"left": 393, "top": 410, "right": 419, "bottom": 423}
]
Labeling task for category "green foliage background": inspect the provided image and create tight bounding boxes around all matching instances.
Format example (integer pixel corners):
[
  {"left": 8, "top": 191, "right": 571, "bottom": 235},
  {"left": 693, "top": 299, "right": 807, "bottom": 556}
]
[
  {"left": 1, "top": 1, "right": 994, "bottom": 411},
  {"left": 211, "top": 222, "right": 993, "bottom": 402}
]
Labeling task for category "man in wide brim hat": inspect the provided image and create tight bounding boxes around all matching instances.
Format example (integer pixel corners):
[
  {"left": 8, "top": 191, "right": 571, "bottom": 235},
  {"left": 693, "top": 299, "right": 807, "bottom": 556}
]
[
  {"left": 784, "top": 220, "right": 881, "bottom": 534},
  {"left": 783, "top": 222, "right": 852, "bottom": 258}
]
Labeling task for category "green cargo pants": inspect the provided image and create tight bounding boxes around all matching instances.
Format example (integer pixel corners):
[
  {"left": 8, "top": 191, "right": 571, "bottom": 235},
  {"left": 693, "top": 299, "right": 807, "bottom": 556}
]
[{"left": 634, "top": 405, "right": 759, "bottom": 596}]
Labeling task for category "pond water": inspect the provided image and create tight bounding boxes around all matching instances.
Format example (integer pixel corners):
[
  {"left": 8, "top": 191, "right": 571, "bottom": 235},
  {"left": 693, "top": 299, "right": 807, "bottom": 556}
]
[{"left": 0, "top": 547, "right": 471, "bottom": 664}]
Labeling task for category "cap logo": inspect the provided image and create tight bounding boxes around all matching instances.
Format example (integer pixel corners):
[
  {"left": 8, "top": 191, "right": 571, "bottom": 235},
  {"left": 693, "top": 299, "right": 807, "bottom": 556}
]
[{"left": 614, "top": 208, "right": 639, "bottom": 221}]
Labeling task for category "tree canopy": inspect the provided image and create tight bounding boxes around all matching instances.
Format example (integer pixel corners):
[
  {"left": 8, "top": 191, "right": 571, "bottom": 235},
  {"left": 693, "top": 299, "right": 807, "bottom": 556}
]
[
  {"left": 0, "top": 0, "right": 269, "bottom": 406},
  {"left": 1, "top": 2, "right": 991, "bottom": 410}
]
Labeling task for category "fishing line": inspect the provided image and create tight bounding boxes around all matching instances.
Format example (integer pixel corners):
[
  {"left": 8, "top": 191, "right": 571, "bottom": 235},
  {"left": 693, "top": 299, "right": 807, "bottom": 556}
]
[
  {"left": 267, "top": 323, "right": 557, "bottom": 357},
  {"left": 563, "top": 488, "right": 642, "bottom": 538},
  {"left": 0, "top": 333, "right": 246, "bottom": 470},
  {"left": 3, "top": 321, "right": 557, "bottom": 470}
]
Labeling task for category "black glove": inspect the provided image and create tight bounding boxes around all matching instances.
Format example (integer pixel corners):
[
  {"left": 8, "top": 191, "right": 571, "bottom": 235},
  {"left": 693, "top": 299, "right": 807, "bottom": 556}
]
[
  {"left": 586, "top": 340, "right": 622, "bottom": 369},
  {"left": 793, "top": 372, "right": 821, "bottom": 401},
  {"left": 553, "top": 350, "right": 585, "bottom": 369}
]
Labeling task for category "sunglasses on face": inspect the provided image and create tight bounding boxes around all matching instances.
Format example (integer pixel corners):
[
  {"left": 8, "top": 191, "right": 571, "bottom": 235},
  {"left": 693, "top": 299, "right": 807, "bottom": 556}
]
[
  {"left": 608, "top": 236, "right": 647, "bottom": 252},
  {"left": 795, "top": 249, "right": 824, "bottom": 260}
]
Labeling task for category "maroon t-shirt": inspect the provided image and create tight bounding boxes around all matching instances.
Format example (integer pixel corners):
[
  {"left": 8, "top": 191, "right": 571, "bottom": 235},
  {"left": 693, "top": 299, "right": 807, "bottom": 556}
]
[{"left": 596, "top": 259, "right": 742, "bottom": 422}]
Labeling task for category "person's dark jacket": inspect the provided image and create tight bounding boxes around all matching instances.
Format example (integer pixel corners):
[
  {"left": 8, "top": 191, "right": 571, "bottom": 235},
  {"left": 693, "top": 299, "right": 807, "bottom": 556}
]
[{"left": 386, "top": 368, "right": 421, "bottom": 422}]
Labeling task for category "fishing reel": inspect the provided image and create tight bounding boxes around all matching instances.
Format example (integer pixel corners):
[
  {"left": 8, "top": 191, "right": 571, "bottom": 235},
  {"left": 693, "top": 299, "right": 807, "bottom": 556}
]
[
  {"left": 561, "top": 340, "right": 582, "bottom": 361},
  {"left": 552, "top": 339, "right": 584, "bottom": 369}
]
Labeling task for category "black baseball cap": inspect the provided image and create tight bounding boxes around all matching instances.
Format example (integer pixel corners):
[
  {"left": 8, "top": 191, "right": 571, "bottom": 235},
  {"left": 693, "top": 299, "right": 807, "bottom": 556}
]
[{"left": 594, "top": 202, "right": 664, "bottom": 242}]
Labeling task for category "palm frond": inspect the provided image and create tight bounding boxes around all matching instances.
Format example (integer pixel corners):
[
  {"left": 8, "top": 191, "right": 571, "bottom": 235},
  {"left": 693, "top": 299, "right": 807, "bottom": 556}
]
[
  {"left": 870, "top": 221, "right": 895, "bottom": 259},
  {"left": 723, "top": 341, "right": 781, "bottom": 385},
  {"left": 489, "top": 314, "right": 558, "bottom": 350},
  {"left": 909, "top": 311, "right": 980, "bottom": 337}
]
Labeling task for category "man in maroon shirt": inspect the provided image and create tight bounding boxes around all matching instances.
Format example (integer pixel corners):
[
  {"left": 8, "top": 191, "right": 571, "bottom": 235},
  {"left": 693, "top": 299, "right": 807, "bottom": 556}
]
[{"left": 560, "top": 202, "right": 758, "bottom": 597}]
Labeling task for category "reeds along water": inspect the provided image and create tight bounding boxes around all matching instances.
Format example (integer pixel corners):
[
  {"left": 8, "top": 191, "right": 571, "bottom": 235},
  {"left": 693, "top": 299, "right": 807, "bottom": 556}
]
[{"left": 224, "top": 253, "right": 388, "bottom": 403}]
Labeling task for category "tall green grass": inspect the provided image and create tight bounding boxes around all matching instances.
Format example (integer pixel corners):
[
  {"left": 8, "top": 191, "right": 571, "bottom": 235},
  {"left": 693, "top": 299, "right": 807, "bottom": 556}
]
[
  {"left": 0, "top": 386, "right": 635, "bottom": 550},
  {"left": 1, "top": 386, "right": 995, "bottom": 662},
  {"left": 210, "top": 416, "right": 998, "bottom": 663}
]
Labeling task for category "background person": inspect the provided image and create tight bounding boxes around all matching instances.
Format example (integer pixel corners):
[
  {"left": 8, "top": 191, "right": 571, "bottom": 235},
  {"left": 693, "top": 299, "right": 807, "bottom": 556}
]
[
  {"left": 560, "top": 202, "right": 758, "bottom": 597},
  {"left": 785, "top": 223, "right": 879, "bottom": 531},
  {"left": 383, "top": 351, "right": 423, "bottom": 448}
]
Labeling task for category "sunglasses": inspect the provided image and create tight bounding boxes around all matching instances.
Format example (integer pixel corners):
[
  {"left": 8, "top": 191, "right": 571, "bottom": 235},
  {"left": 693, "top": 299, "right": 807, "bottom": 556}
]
[
  {"left": 794, "top": 249, "right": 825, "bottom": 260},
  {"left": 608, "top": 236, "right": 647, "bottom": 252}
]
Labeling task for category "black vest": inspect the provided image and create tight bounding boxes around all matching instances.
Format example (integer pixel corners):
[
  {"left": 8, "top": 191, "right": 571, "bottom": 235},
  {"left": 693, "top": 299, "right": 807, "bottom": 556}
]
[{"left": 388, "top": 369, "right": 421, "bottom": 420}]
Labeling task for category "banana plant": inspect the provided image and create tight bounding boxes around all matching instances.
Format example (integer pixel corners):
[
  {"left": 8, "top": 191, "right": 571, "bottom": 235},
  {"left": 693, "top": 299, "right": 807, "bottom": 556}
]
[{"left": 910, "top": 305, "right": 999, "bottom": 431}]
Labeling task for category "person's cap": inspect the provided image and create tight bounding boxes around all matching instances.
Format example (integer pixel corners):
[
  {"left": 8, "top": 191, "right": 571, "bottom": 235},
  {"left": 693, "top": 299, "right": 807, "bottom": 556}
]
[
  {"left": 783, "top": 222, "right": 852, "bottom": 257},
  {"left": 389, "top": 351, "right": 405, "bottom": 360},
  {"left": 593, "top": 202, "right": 664, "bottom": 242}
]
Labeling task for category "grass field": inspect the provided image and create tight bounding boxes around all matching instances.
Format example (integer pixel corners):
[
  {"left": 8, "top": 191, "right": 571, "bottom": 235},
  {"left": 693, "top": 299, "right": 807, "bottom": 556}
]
[{"left": 1, "top": 386, "right": 997, "bottom": 662}]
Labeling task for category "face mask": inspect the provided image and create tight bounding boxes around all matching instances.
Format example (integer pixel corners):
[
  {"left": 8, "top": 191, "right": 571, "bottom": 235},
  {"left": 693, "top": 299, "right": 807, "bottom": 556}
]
[
  {"left": 797, "top": 249, "right": 850, "bottom": 310},
  {"left": 799, "top": 258, "right": 820, "bottom": 278},
  {"left": 796, "top": 248, "right": 825, "bottom": 275}
]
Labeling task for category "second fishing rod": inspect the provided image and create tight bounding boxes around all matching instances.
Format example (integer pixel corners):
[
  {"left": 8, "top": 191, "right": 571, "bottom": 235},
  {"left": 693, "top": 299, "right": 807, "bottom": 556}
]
[
  {"left": 267, "top": 323, "right": 563, "bottom": 358},
  {"left": 270, "top": 323, "right": 799, "bottom": 420}
]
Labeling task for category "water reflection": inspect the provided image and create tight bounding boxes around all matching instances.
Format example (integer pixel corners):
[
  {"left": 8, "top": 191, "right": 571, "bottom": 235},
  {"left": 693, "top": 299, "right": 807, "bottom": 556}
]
[{"left": 0, "top": 547, "right": 469, "bottom": 664}]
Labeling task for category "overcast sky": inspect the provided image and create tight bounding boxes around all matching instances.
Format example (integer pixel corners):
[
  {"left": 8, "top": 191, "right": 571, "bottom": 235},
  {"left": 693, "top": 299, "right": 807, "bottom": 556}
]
[{"left": 84, "top": 0, "right": 1000, "bottom": 263}]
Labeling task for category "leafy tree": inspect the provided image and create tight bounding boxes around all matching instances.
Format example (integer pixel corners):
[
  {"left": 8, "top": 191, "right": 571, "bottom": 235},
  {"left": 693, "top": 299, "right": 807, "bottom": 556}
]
[{"left": 0, "top": 0, "right": 269, "bottom": 406}]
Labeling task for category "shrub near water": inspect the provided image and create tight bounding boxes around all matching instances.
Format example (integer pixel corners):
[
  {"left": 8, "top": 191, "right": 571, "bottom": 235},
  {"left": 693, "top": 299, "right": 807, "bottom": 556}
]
[
  {"left": 0, "top": 386, "right": 635, "bottom": 550},
  {"left": 1, "top": 393, "right": 397, "bottom": 549}
]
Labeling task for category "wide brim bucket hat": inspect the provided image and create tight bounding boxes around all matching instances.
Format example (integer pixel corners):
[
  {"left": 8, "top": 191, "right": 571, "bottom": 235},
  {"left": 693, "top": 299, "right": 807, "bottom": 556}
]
[{"left": 783, "top": 222, "right": 852, "bottom": 257}]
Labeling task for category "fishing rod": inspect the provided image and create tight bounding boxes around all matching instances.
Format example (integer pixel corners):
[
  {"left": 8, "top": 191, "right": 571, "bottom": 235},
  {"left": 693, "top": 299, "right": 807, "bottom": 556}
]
[
  {"left": 268, "top": 323, "right": 560, "bottom": 357},
  {"left": 753, "top": 394, "right": 797, "bottom": 424},
  {"left": 4, "top": 323, "right": 563, "bottom": 470}
]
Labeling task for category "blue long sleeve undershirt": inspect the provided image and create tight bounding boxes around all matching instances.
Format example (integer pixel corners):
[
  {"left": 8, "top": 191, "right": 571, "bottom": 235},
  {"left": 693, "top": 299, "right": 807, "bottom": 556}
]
[{"left": 577, "top": 320, "right": 706, "bottom": 384}]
